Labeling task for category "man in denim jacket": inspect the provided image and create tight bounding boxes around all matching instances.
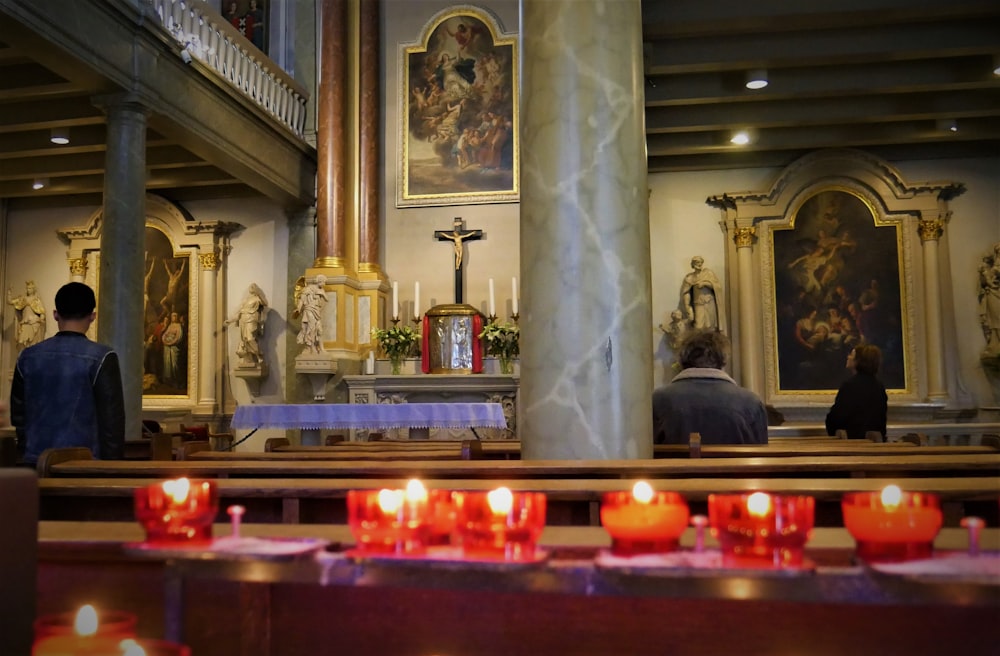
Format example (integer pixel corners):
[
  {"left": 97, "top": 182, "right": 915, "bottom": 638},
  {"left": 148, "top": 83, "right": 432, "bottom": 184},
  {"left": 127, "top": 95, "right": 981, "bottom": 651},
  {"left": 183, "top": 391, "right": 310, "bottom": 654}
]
[
  {"left": 653, "top": 329, "right": 768, "bottom": 445},
  {"left": 10, "top": 282, "right": 125, "bottom": 465}
]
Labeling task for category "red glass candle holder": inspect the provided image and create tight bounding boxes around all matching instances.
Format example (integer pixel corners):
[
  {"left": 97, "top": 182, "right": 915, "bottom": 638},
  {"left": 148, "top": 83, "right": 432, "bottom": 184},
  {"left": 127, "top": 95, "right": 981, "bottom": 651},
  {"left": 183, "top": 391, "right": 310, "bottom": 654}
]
[
  {"left": 33, "top": 636, "right": 191, "bottom": 656},
  {"left": 347, "top": 488, "right": 430, "bottom": 554},
  {"left": 134, "top": 478, "right": 219, "bottom": 544},
  {"left": 709, "top": 492, "right": 815, "bottom": 567},
  {"left": 600, "top": 488, "right": 690, "bottom": 556},
  {"left": 455, "top": 488, "right": 546, "bottom": 560},
  {"left": 427, "top": 489, "right": 459, "bottom": 546},
  {"left": 34, "top": 606, "right": 137, "bottom": 641},
  {"left": 842, "top": 488, "right": 943, "bottom": 562}
]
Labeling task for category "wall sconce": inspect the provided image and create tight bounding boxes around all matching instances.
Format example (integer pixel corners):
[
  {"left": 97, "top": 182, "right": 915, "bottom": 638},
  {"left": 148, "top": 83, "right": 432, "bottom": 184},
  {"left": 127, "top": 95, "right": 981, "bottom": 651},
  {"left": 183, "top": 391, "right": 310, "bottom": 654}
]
[
  {"left": 50, "top": 127, "right": 70, "bottom": 145},
  {"left": 935, "top": 118, "right": 958, "bottom": 133},
  {"left": 745, "top": 69, "right": 769, "bottom": 90},
  {"left": 32, "top": 178, "right": 48, "bottom": 190}
]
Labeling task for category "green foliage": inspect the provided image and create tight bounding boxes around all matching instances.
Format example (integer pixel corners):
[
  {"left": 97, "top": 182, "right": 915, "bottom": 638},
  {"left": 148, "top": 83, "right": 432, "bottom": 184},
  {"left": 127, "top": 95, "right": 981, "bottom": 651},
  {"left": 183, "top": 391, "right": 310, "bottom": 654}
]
[
  {"left": 371, "top": 325, "right": 420, "bottom": 359},
  {"left": 478, "top": 321, "right": 519, "bottom": 360}
]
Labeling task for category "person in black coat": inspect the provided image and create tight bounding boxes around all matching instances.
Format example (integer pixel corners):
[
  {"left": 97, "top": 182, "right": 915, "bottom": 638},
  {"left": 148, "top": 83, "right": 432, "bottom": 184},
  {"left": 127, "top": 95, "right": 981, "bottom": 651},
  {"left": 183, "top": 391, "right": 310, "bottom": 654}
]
[{"left": 825, "top": 343, "right": 887, "bottom": 440}]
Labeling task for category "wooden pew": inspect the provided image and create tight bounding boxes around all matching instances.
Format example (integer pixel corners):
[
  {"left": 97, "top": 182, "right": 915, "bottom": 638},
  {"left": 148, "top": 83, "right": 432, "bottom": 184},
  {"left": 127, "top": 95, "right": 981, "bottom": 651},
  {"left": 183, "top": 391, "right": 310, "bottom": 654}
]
[
  {"left": 37, "top": 475, "right": 1000, "bottom": 526},
  {"left": 190, "top": 442, "right": 484, "bottom": 462},
  {"left": 38, "top": 450, "right": 1000, "bottom": 481}
]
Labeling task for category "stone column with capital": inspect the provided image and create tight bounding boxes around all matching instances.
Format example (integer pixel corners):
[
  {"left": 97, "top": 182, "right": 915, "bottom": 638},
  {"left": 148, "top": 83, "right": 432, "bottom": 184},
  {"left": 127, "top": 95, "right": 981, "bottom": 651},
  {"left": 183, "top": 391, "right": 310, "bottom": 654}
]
[
  {"left": 95, "top": 95, "right": 148, "bottom": 441},
  {"left": 918, "top": 216, "right": 947, "bottom": 400},
  {"left": 197, "top": 251, "right": 220, "bottom": 413},
  {"left": 520, "top": 0, "right": 652, "bottom": 459},
  {"left": 315, "top": 0, "right": 347, "bottom": 269},
  {"left": 733, "top": 226, "right": 765, "bottom": 396}
]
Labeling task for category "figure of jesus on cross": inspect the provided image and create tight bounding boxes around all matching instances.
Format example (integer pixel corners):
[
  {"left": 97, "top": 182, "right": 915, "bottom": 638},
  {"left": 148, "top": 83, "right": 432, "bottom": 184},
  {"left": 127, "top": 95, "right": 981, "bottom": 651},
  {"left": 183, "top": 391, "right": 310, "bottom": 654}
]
[{"left": 435, "top": 217, "right": 482, "bottom": 304}]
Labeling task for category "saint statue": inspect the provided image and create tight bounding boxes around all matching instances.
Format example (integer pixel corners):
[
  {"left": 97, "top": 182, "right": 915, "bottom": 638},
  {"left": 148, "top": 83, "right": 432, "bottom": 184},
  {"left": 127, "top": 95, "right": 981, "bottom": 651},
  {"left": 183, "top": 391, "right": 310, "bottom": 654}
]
[
  {"left": 680, "top": 256, "right": 724, "bottom": 331},
  {"left": 979, "top": 242, "right": 1000, "bottom": 355},
  {"left": 225, "top": 283, "right": 268, "bottom": 367},
  {"left": 294, "top": 275, "right": 327, "bottom": 354},
  {"left": 6, "top": 280, "right": 46, "bottom": 349}
]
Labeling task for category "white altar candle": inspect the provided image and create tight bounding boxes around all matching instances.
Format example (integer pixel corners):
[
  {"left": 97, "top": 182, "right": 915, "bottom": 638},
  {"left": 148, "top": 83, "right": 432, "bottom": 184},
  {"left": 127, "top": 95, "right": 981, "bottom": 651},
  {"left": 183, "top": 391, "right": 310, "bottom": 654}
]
[
  {"left": 366, "top": 351, "right": 375, "bottom": 374},
  {"left": 392, "top": 281, "right": 399, "bottom": 319},
  {"left": 414, "top": 281, "right": 420, "bottom": 319},
  {"left": 488, "top": 278, "right": 495, "bottom": 317},
  {"left": 512, "top": 277, "right": 518, "bottom": 315}
]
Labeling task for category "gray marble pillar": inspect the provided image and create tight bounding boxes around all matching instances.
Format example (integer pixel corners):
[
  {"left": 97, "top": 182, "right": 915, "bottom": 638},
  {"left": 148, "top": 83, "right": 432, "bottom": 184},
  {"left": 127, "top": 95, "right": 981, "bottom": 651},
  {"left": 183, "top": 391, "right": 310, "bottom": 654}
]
[
  {"left": 520, "top": 0, "right": 652, "bottom": 460},
  {"left": 95, "top": 95, "right": 147, "bottom": 442}
]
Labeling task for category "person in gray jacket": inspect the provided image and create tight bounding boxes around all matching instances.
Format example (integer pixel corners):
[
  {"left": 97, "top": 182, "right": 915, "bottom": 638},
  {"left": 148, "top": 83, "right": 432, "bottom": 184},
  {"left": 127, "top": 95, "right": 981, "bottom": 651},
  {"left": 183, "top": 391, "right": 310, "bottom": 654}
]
[{"left": 652, "top": 329, "right": 768, "bottom": 445}]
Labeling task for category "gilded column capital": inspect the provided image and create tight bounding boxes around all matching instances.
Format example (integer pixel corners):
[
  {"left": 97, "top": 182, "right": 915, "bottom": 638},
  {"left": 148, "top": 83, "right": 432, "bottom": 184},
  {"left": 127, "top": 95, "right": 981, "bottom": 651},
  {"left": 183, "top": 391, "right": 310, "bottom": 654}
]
[
  {"left": 733, "top": 226, "right": 757, "bottom": 248},
  {"left": 199, "top": 251, "right": 220, "bottom": 271},
  {"left": 917, "top": 218, "right": 944, "bottom": 242},
  {"left": 68, "top": 258, "right": 87, "bottom": 277}
]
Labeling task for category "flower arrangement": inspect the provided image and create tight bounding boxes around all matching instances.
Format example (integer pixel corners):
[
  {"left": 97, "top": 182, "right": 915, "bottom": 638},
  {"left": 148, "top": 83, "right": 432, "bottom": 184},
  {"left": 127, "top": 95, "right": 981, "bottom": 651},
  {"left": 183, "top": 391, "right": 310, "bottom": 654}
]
[
  {"left": 478, "top": 321, "right": 519, "bottom": 373},
  {"left": 371, "top": 325, "right": 420, "bottom": 361}
]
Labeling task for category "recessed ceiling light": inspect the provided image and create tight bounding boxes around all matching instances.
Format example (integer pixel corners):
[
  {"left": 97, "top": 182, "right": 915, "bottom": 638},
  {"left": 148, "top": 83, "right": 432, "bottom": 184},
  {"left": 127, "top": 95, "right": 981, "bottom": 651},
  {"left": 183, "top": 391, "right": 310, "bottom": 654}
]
[
  {"left": 730, "top": 130, "right": 751, "bottom": 145},
  {"left": 745, "top": 69, "right": 768, "bottom": 90},
  {"left": 50, "top": 127, "right": 70, "bottom": 145},
  {"left": 32, "top": 178, "right": 48, "bottom": 190},
  {"left": 993, "top": 54, "right": 1000, "bottom": 76},
  {"left": 935, "top": 118, "right": 958, "bottom": 133}
]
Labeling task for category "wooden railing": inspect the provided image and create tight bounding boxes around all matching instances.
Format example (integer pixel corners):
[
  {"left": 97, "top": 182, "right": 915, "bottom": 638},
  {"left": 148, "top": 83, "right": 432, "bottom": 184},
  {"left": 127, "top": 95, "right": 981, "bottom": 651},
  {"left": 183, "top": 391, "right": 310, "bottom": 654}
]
[{"left": 150, "top": 0, "right": 308, "bottom": 137}]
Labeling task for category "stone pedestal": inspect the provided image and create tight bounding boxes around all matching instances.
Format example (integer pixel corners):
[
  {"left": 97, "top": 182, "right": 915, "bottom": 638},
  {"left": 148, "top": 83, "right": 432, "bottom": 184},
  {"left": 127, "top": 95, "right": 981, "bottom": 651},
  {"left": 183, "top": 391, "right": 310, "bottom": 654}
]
[{"left": 295, "top": 352, "right": 339, "bottom": 401}]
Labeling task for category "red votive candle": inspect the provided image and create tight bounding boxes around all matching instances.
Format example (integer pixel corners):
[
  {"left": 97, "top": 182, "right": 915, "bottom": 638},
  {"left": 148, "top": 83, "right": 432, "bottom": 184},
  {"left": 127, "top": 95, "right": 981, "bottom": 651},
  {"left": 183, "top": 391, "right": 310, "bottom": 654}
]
[
  {"left": 842, "top": 485, "right": 943, "bottom": 562},
  {"left": 601, "top": 482, "right": 689, "bottom": 556},
  {"left": 134, "top": 478, "right": 219, "bottom": 544},
  {"left": 456, "top": 487, "right": 546, "bottom": 560},
  {"left": 709, "top": 492, "right": 815, "bottom": 567},
  {"left": 347, "top": 479, "right": 430, "bottom": 554},
  {"left": 32, "top": 605, "right": 138, "bottom": 655},
  {"left": 34, "top": 636, "right": 191, "bottom": 656},
  {"left": 427, "top": 489, "right": 459, "bottom": 546}
]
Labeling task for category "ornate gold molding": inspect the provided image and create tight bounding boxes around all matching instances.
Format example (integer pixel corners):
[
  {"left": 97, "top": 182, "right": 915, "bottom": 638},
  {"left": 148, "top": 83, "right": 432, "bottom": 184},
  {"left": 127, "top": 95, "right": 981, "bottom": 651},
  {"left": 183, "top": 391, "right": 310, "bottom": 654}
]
[
  {"left": 314, "top": 256, "right": 345, "bottom": 268},
  {"left": 733, "top": 226, "right": 757, "bottom": 248},
  {"left": 917, "top": 218, "right": 944, "bottom": 242},
  {"left": 68, "top": 258, "right": 87, "bottom": 277},
  {"left": 199, "top": 252, "right": 220, "bottom": 270}
]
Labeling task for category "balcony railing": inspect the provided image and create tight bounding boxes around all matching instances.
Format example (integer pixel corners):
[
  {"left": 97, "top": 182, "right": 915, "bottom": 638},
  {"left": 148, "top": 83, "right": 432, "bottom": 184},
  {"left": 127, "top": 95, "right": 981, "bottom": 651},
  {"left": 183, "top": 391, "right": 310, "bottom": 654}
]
[{"left": 151, "top": 0, "right": 308, "bottom": 138}]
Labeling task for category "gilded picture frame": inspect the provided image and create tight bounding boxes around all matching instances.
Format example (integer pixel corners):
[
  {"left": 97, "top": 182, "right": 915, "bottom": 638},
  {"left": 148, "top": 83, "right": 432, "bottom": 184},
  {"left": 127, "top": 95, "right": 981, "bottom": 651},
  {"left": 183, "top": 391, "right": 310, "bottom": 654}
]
[
  {"left": 397, "top": 6, "right": 518, "bottom": 207},
  {"left": 769, "top": 187, "right": 910, "bottom": 394}
]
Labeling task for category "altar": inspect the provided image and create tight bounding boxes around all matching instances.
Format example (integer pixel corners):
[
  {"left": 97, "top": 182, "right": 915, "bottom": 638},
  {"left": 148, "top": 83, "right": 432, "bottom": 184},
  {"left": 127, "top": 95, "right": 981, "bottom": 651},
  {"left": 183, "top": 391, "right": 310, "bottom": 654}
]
[{"left": 342, "top": 373, "right": 519, "bottom": 441}]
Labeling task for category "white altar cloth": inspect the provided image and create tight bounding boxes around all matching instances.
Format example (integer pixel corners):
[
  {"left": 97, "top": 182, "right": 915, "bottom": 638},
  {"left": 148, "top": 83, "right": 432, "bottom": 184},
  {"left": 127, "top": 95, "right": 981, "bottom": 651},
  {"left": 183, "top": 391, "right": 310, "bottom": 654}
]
[{"left": 232, "top": 403, "right": 507, "bottom": 431}]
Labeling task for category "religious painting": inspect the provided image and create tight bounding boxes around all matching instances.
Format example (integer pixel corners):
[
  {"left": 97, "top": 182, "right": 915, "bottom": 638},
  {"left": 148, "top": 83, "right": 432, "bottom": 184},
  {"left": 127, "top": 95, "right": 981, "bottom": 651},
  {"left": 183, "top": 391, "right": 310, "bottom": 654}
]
[
  {"left": 143, "top": 227, "right": 190, "bottom": 397},
  {"left": 397, "top": 7, "right": 518, "bottom": 207},
  {"left": 771, "top": 188, "right": 907, "bottom": 392},
  {"left": 223, "top": 0, "right": 268, "bottom": 54}
]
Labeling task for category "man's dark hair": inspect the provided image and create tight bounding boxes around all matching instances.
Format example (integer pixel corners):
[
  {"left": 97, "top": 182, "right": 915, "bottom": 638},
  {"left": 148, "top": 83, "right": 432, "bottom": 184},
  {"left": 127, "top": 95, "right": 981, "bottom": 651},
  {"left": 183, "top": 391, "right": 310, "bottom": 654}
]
[
  {"left": 54, "top": 282, "right": 96, "bottom": 319},
  {"left": 678, "top": 329, "right": 729, "bottom": 370},
  {"left": 853, "top": 343, "right": 881, "bottom": 376}
]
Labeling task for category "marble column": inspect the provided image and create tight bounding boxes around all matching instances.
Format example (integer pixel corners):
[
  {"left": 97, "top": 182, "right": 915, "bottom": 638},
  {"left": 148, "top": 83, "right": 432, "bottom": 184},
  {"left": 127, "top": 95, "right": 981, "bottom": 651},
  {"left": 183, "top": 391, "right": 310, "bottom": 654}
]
[
  {"left": 197, "top": 252, "right": 219, "bottom": 415},
  {"left": 734, "top": 227, "right": 764, "bottom": 396},
  {"left": 520, "top": 0, "right": 652, "bottom": 460},
  {"left": 918, "top": 217, "right": 947, "bottom": 400},
  {"left": 95, "top": 95, "right": 147, "bottom": 442},
  {"left": 357, "top": 0, "right": 379, "bottom": 268},
  {"left": 315, "top": 0, "right": 346, "bottom": 267}
]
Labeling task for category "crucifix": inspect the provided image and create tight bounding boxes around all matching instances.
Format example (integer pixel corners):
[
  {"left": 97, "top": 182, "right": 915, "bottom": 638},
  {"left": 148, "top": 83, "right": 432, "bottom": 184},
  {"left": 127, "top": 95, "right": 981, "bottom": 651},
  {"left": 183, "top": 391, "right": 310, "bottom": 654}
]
[{"left": 435, "top": 217, "right": 483, "bottom": 304}]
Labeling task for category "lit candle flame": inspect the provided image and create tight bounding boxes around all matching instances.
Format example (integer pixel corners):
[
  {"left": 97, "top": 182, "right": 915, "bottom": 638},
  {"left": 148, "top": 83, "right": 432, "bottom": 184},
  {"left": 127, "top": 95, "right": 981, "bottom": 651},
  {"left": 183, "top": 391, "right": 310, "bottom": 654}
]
[
  {"left": 631, "top": 481, "right": 654, "bottom": 504},
  {"left": 162, "top": 478, "right": 191, "bottom": 504},
  {"left": 746, "top": 492, "right": 772, "bottom": 518},
  {"left": 120, "top": 639, "right": 147, "bottom": 656},
  {"left": 405, "top": 479, "right": 428, "bottom": 502},
  {"left": 880, "top": 484, "right": 902, "bottom": 510},
  {"left": 74, "top": 604, "right": 98, "bottom": 636},
  {"left": 377, "top": 489, "right": 404, "bottom": 514},
  {"left": 487, "top": 487, "right": 514, "bottom": 515}
]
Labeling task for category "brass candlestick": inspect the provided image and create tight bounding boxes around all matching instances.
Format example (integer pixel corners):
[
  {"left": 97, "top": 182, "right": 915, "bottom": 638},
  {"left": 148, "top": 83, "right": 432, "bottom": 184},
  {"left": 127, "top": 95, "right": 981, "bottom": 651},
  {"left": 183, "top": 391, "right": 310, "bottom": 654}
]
[{"left": 511, "top": 312, "right": 519, "bottom": 323}]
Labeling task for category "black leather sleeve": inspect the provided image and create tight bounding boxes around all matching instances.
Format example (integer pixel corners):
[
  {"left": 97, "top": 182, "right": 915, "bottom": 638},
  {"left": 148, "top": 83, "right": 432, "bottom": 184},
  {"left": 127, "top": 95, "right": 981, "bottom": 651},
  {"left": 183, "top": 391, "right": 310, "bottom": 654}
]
[{"left": 94, "top": 352, "right": 126, "bottom": 460}]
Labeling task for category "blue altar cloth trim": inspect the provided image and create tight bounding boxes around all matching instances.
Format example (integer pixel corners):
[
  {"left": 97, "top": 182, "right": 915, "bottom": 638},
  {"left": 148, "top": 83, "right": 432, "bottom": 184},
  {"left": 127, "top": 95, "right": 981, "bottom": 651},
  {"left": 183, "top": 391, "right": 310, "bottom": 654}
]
[{"left": 232, "top": 403, "right": 508, "bottom": 430}]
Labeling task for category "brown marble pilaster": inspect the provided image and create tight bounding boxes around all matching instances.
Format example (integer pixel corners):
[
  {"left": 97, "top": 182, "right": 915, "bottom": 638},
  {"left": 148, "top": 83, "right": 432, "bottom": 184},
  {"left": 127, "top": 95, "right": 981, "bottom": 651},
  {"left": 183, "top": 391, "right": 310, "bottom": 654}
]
[
  {"left": 357, "top": 0, "right": 380, "bottom": 269},
  {"left": 95, "top": 94, "right": 148, "bottom": 442},
  {"left": 316, "top": 0, "right": 347, "bottom": 267}
]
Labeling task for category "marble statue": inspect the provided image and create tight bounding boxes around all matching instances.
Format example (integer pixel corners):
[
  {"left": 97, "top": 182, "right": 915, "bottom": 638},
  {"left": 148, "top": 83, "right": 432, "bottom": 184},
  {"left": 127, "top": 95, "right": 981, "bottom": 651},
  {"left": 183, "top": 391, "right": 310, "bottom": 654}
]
[
  {"left": 979, "top": 242, "right": 1000, "bottom": 355},
  {"left": 680, "top": 256, "right": 723, "bottom": 331},
  {"left": 225, "top": 283, "right": 268, "bottom": 367},
  {"left": 6, "top": 280, "right": 46, "bottom": 349},
  {"left": 294, "top": 275, "right": 327, "bottom": 354},
  {"left": 665, "top": 309, "right": 688, "bottom": 351}
]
